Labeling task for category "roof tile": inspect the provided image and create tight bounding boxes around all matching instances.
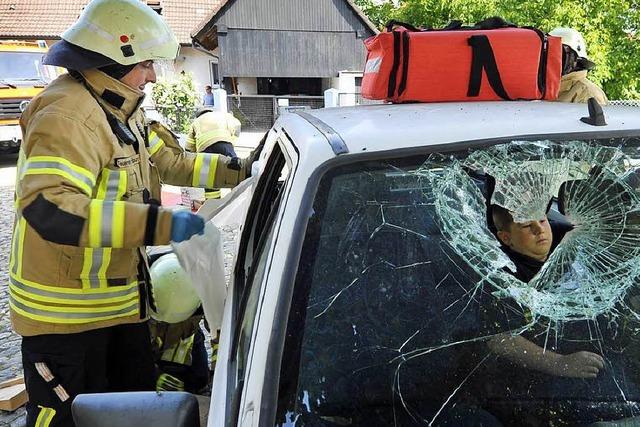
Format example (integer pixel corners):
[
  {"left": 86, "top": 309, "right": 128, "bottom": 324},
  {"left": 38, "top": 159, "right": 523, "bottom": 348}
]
[{"left": 0, "top": 0, "right": 222, "bottom": 44}]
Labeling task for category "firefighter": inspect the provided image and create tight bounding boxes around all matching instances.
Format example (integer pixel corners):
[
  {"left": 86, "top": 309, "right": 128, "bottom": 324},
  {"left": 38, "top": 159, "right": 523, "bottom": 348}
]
[
  {"left": 185, "top": 109, "right": 241, "bottom": 199},
  {"left": 549, "top": 27, "right": 608, "bottom": 105},
  {"left": 11, "top": 0, "right": 257, "bottom": 425},
  {"left": 148, "top": 253, "right": 210, "bottom": 394}
]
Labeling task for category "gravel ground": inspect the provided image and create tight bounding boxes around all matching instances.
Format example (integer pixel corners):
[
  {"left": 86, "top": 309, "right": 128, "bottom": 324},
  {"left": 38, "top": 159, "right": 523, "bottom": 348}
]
[
  {"left": 0, "top": 184, "right": 26, "bottom": 427},
  {"left": 0, "top": 182, "right": 241, "bottom": 426}
]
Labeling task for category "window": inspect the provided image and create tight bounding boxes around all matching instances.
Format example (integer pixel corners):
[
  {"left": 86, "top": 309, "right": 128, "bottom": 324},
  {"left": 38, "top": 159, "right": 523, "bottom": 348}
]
[
  {"left": 276, "top": 136, "right": 640, "bottom": 426},
  {"left": 210, "top": 62, "right": 220, "bottom": 88},
  {"left": 228, "top": 140, "right": 291, "bottom": 422}
]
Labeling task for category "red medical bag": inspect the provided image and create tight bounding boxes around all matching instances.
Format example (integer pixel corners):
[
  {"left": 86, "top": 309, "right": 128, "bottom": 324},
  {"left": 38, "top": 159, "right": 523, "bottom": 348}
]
[{"left": 361, "top": 19, "right": 562, "bottom": 103}]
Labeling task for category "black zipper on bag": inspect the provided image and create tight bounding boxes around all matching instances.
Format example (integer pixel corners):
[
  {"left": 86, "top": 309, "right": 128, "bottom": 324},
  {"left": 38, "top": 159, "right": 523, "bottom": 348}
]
[
  {"left": 398, "top": 31, "right": 410, "bottom": 97},
  {"left": 525, "top": 27, "right": 548, "bottom": 98},
  {"left": 387, "top": 30, "right": 402, "bottom": 99}
]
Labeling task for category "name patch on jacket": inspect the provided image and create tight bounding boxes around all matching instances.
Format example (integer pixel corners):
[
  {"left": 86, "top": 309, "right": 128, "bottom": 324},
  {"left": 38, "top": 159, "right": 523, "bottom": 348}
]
[{"left": 115, "top": 155, "right": 140, "bottom": 168}]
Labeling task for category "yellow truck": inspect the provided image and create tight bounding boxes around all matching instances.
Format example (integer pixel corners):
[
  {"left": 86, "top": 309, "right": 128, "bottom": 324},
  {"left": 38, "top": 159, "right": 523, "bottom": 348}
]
[{"left": 0, "top": 40, "right": 59, "bottom": 153}]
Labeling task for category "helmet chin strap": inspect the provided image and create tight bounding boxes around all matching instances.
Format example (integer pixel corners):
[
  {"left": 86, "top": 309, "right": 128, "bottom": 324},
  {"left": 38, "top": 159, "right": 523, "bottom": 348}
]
[{"left": 98, "top": 62, "right": 137, "bottom": 80}]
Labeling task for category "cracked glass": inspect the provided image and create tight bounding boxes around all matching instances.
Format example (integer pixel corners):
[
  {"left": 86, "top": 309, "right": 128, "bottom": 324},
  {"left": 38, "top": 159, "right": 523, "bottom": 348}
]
[{"left": 276, "top": 137, "right": 640, "bottom": 426}]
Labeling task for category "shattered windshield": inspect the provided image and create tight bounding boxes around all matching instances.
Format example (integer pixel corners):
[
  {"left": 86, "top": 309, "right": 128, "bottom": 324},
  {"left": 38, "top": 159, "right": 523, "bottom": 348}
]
[{"left": 276, "top": 137, "right": 640, "bottom": 426}]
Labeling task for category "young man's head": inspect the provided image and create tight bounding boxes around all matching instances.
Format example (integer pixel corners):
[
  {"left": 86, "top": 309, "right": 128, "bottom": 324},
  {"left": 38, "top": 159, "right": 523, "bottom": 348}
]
[
  {"left": 492, "top": 205, "right": 553, "bottom": 262},
  {"left": 205, "top": 85, "right": 212, "bottom": 93}
]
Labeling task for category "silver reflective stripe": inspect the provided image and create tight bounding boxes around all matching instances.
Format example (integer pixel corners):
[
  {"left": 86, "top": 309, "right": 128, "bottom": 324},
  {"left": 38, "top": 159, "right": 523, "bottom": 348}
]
[
  {"left": 101, "top": 202, "right": 114, "bottom": 247},
  {"left": 10, "top": 276, "right": 137, "bottom": 300},
  {"left": 199, "top": 155, "right": 212, "bottom": 186},
  {"left": 24, "top": 161, "right": 94, "bottom": 189},
  {"left": 88, "top": 250, "right": 103, "bottom": 289},
  {"left": 10, "top": 295, "right": 138, "bottom": 320},
  {"left": 105, "top": 171, "right": 121, "bottom": 200}
]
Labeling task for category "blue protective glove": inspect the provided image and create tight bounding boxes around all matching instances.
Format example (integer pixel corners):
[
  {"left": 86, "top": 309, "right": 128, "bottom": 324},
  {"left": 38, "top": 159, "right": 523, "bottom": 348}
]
[{"left": 170, "top": 211, "right": 205, "bottom": 243}]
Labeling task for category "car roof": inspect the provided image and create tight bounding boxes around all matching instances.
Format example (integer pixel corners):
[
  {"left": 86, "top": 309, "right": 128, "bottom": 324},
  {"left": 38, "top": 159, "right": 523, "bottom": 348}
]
[{"left": 302, "top": 101, "right": 640, "bottom": 155}]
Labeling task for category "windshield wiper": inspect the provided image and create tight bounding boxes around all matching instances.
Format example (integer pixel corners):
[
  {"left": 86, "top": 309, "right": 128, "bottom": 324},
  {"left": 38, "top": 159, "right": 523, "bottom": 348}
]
[{"left": 0, "top": 80, "right": 17, "bottom": 89}]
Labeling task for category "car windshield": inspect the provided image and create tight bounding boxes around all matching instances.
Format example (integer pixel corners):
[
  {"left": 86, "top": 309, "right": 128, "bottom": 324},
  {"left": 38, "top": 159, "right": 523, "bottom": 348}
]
[
  {"left": 0, "top": 51, "right": 51, "bottom": 83},
  {"left": 277, "top": 137, "right": 640, "bottom": 426}
]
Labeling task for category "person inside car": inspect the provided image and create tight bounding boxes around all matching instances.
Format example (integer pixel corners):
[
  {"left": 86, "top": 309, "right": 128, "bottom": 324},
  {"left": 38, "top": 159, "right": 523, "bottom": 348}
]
[{"left": 486, "top": 205, "right": 605, "bottom": 378}]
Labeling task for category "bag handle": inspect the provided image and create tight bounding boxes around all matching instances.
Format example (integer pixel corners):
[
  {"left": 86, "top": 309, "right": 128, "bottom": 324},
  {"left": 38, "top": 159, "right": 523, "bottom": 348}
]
[
  {"left": 467, "top": 35, "right": 512, "bottom": 100},
  {"left": 385, "top": 20, "right": 421, "bottom": 32},
  {"left": 385, "top": 16, "right": 517, "bottom": 33},
  {"left": 472, "top": 17, "right": 517, "bottom": 30}
]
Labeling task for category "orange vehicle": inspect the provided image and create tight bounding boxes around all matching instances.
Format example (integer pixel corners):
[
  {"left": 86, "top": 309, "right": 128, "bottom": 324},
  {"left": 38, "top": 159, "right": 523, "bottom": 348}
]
[{"left": 0, "top": 40, "right": 60, "bottom": 152}]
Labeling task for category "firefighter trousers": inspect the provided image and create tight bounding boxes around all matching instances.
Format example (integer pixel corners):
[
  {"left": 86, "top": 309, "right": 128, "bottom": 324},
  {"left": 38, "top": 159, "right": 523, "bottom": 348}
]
[{"left": 21, "top": 322, "right": 156, "bottom": 427}]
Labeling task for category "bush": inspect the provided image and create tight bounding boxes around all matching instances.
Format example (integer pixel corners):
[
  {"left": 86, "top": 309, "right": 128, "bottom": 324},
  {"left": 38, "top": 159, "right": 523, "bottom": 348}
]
[{"left": 151, "top": 72, "right": 198, "bottom": 134}]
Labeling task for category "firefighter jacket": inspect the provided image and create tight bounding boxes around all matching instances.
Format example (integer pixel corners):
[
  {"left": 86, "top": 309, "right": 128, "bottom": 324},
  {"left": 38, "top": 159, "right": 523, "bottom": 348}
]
[
  {"left": 557, "top": 70, "right": 608, "bottom": 105},
  {"left": 185, "top": 111, "right": 240, "bottom": 153},
  {"left": 10, "top": 69, "right": 248, "bottom": 336}
]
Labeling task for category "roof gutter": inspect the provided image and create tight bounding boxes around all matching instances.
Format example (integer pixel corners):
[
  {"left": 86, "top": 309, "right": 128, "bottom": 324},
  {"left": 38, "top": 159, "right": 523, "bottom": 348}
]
[{"left": 190, "top": 37, "right": 219, "bottom": 59}]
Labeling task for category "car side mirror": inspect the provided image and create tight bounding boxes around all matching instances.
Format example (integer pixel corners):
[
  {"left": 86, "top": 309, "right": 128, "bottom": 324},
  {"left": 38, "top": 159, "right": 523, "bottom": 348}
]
[{"left": 72, "top": 391, "right": 200, "bottom": 427}]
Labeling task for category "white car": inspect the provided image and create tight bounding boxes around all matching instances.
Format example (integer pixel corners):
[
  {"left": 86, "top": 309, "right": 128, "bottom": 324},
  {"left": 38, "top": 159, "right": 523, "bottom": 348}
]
[{"left": 74, "top": 100, "right": 640, "bottom": 427}]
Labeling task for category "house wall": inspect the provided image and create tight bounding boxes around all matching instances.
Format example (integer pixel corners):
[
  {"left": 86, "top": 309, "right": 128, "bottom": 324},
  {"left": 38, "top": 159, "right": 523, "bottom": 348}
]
[
  {"left": 173, "top": 46, "right": 220, "bottom": 96},
  {"left": 218, "top": 29, "right": 368, "bottom": 78},
  {"left": 211, "top": 0, "right": 374, "bottom": 78},
  {"left": 236, "top": 77, "right": 257, "bottom": 95},
  {"left": 214, "top": 0, "right": 372, "bottom": 32}
]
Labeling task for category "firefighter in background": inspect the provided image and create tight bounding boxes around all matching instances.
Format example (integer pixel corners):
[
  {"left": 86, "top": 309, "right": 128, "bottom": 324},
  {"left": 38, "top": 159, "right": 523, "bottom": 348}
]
[
  {"left": 550, "top": 27, "right": 608, "bottom": 105},
  {"left": 148, "top": 252, "right": 211, "bottom": 393},
  {"left": 186, "top": 109, "right": 242, "bottom": 199},
  {"left": 11, "top": 0, "right": 258, "bottom": 425}
]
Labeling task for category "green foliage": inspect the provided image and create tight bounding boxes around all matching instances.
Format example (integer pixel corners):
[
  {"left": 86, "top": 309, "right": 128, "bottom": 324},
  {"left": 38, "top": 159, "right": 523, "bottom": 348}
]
[
  {"left": 151, "top": 72, "right": 198, "bottom": 134},
  {"left": 354, "top": 0, "right": 640, "bottom": 99}
]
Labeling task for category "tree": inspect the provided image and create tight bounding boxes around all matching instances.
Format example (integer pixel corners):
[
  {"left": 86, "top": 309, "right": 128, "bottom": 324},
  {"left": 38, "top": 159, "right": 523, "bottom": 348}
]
[
  {"left": 151, "top": 72, "right": 199, "bottom": 134},
  {"left": 353, "top": 0, "right": 640, "bottom": 99}
]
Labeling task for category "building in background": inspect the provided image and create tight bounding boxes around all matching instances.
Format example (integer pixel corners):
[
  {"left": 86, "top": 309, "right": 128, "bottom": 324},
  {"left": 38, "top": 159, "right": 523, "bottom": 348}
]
[
  {"left": 0, "top": 0, "right": 222, "bottom": 95},
  {"left": 191, "top": 0, "right": 378, "bottom": 129}
]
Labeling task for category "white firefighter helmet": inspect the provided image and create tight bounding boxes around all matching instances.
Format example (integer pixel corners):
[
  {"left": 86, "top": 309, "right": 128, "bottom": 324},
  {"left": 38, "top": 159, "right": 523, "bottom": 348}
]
[
  {"left": 549, "top": 27, "right": 589, "bottom": 60},
  {"left": 149, "top": 253, "right": 201, "bottom": 324},
  {"left": 61, "top": 0, "right": 179, "bottom": 65}
]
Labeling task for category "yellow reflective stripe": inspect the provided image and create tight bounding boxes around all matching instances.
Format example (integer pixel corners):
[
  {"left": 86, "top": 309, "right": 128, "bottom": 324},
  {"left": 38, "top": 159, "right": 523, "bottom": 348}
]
[
  {"left": 96, "top": 169, "right": 127, "bottom": 201},
  {"left": 28, "top": 156, "right": 95, "bottom": 182},
  {"left": 22, "top": 156, "right": 96, "bottom": 196},
  {"left": 16, "top": 217, "right": 26, "bottom": 277},
  {"left": 84, "top": 169, "right": 127, "bottom": 285},
  {"left": 80, "top": 247, "right": 94, "bottom": 289},
  {"left": 148, "top": 131, "right": 165, "bottom": 156},
  {"left": 192, "top": 154, "right": 204, "bottom": 187},
  {"left": 10, "top": 294, "right": 139, "bottom": 325},
  {"left": 9, "top": 273, "right": 138, "bottom": 302},
  {"left": 10, "top": 289, "right": 138, "bottom": 314},
  {"left": 10, "top": 217, "right": 23, "bottom": 276},
  {"left": 193, "top": 153, "right": 218, "bottom": 188},
  {"left": 80, "top": 248, "right": 112, "bottom": 289},
  {"left": 195, "top": 129, "right": 231, "bottom": 151},
  {"left": 116, "top": 170, "right": 127, "bottom": 200},
  {"left": 112, "top": 202, "right": 125, "bottom": 248},
  {"left": 89, "top": 200, "right": 103, "bottom": 246},
  {"left": 99, "top": 248, "right": 112, "bottom": 279},
  {"left": 22, "top": 168, "right": 92, "bottom": 196},
  {"left": 35, "top": 406, "right": 56, "bottom": 427},
  {"left": 205, "top": 189, "right": 221, "bottom": 199},
  {"left": 88, "top": 201, "right": 125, "bottom": 248}
]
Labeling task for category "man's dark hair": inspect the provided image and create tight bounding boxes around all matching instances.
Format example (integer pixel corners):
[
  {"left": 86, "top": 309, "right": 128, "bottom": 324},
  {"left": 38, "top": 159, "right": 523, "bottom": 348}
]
[{"left": 491, "top": 205, "right": 514, "bottom": 232}]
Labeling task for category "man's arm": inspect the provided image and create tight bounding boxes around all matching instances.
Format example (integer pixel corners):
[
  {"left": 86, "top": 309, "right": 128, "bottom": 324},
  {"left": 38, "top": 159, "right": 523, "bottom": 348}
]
[{"left": 488, "top": 334, "right": 604, "bottom": 378}]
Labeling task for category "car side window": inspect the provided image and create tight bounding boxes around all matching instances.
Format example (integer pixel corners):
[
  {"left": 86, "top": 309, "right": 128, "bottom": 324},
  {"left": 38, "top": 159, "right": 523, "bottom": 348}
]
[{"left": 228, "top": 139, "right": 290, "bottom": 422}]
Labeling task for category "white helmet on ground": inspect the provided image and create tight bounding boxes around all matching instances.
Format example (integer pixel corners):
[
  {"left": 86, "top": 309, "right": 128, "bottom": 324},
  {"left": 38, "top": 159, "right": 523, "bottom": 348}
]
[{"left": 149, "top": 253, "right": 201, "bottom": 324}]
